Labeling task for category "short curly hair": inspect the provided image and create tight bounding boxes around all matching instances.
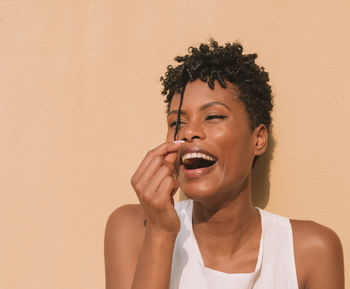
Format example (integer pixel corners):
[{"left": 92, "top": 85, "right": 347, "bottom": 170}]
[{"left": 160, "top": 39, "right": 273, "bottom": 133}]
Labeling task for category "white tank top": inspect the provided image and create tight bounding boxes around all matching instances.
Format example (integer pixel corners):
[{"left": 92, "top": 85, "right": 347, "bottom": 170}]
[{"left": 170, "top": 200, "right": 299, "bottom": 289}]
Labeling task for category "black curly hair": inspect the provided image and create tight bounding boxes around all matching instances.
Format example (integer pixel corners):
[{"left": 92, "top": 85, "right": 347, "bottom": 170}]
[{"left": 160, "top": 39, "right": 273, "bottom": 141}]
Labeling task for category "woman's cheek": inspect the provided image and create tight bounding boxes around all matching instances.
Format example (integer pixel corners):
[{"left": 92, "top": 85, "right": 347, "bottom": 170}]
[{"left": 166, "top": 129, "right": 173, "bottom": 141}]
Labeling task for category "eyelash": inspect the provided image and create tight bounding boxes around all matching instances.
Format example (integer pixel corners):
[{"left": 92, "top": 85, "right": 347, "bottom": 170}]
[
  {"left": 169, "top": 115, "right": 227, "bottom": 127},
  {"left": 170, "top": 121, "right": 183, "bottom": 128},
  {"left": 205, "top": 115, "right": 227, "bottom": 121}
]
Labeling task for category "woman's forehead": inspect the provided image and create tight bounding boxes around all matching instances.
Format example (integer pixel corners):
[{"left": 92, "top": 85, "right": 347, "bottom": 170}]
[{"left": 169, "top": 80, "right": 241, "bottom": 111}]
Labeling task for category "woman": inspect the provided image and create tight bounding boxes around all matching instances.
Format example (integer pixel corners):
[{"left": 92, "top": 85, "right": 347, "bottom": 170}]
[{"left": 104, "top": 40, "right": 344, "bottom": 289}]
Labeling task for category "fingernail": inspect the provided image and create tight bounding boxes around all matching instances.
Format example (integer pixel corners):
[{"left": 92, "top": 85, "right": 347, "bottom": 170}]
[{"left": 173, "top": 140, "right": 185, "bottom": 144}]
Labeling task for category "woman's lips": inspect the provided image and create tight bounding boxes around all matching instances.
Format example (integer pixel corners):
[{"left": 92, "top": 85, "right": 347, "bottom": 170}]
[
  {"left": 176, "top": 145, "right": 218, "bottom": 179},
  {"left": 180, "top": 147, "right": 217, "bottom": 162},
  {"left": 180, "top": 162, "right": 217, "bottom": 179}
]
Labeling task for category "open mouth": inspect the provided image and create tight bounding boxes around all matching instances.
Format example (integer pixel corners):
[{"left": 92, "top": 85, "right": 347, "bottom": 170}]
[{"left": 181, "top": 152, "right": 217, "bottom": 170}]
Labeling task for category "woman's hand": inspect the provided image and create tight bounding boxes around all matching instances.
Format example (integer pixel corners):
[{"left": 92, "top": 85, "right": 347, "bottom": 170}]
[
  {"left": 131, "top": 141, "right": 184, "bottom": 236},
  {"left": 105, "top": 141, "right": 184, "bottom": 289}
]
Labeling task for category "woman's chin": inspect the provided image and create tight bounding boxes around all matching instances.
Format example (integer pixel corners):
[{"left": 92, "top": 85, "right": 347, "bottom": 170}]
[{"left": 180, "top": 183, "right": 218, "bottom": 201}]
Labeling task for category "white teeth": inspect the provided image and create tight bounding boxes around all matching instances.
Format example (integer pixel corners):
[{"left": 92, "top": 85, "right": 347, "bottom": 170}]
[{"left": 182, "top": 152, "right": 216, "bottom": 163}]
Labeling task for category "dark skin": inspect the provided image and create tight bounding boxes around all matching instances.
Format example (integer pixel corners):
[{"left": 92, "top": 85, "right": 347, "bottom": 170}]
[{"left": 104, "top": 80, "right": 344, "bottom": 289}]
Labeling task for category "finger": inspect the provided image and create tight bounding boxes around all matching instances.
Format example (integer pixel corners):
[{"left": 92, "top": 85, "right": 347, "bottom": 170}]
[
  {"left": 135, "top": 157, "right": 175, "bottom": 194},
  {"left": 142, "top": 165, "right": 174, "bottom": 198},
  {"left": 142, "top": 176, "right": 177, "bottom": 211},
  {"left": 157, "top": 176, "right": 178, "bottom": 204},
  {"left": 132, "top": 141, "right": 184, "bottom": 183},
  {"left": 160, "top": 142, "right": 184, "bottom": 168},
  {"left": 132, "top": 156, "right": 163, "bottom": 196},
  {"left": 164, "top": 151, "right": 178, "bottom": 164},
  {"left": 163, "top": 141, "right": 184, "bottom": 164},
  {"left": 170, "top": 178, "right": 179, "bottom": 196}
]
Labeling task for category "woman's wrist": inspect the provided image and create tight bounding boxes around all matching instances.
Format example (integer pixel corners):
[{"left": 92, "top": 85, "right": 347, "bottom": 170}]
[{"left": 145, "top": 225, "right": 179, "bottom": 242}]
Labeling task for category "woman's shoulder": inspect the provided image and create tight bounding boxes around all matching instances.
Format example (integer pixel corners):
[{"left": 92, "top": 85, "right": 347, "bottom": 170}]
[
  {"left": 290, "top": 218, "right": 342, "bottom": 246},
  {"left": 290, "top": 218, "right": 343, "bottom": 264},
  {"left": 290, "top": 219, "right": 344, "bottom": 289},
  {"left": 105, "top": 204, "right": 146, "bottom": 237},
  {"left": 104, "top": 204, "right": 146, "bottom": 261},
  {"left": 104, "top": 204, "right": 146, "bottom": 288}
]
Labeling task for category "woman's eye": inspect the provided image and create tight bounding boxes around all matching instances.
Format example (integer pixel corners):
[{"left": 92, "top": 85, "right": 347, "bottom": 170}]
[
  {"left": 170, "top": 120, "right": 184, "bottom": 127},
  {"left": 205, "top": 115, "right": 227, "bottom": 121}
]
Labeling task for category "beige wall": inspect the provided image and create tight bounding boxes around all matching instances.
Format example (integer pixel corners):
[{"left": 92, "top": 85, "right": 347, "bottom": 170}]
[{"left": 1, "top": 1, "right": 349, "bottom": 288}]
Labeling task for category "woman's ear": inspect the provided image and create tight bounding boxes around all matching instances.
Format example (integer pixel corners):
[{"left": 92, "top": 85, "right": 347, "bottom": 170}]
[{"left": 254, "top": 124, "right": 268, "bottom": 156}]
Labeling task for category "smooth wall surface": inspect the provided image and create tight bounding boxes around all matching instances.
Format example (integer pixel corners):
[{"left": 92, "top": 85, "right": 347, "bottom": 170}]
[{"left": 1, "top": 1, "right": 349, "bottom": 288}]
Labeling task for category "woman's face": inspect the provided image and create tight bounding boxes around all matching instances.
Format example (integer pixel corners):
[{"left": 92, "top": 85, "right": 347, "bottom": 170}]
[{"left": 166, "top": 79, "right": 265, "bottom": 203}]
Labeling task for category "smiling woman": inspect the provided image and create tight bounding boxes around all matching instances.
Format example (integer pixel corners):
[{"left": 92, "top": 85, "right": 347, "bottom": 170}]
[
  {"left": 104, "top": 40, "right": 344, "bottom": 289},
  {"left": 166, "top": 81, "right": 263, "bottom": 204}
]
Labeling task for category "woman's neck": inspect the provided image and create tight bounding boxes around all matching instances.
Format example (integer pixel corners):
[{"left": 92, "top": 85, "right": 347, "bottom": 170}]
[{"left": 191, "top": 181, "right": 261, "bottom": 258}]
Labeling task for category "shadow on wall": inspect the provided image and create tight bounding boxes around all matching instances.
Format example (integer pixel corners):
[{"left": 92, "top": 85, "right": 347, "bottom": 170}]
[
  {"left": 179, "top": 131, "right": 275, "bottom": 209},
  {"left": 252, "top": 130, "right": 275, "bottom": 209}
]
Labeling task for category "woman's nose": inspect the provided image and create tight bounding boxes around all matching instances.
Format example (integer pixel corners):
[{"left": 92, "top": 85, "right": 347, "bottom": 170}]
[{"left": 179, "top": 122, "right": 205, "bottom": 142}]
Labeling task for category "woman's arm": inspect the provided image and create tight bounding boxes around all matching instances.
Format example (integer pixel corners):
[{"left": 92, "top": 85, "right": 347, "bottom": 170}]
[
  {"left": 104, "top": 205, "right": 177, "bottom": 289},
  {"left": 104, "top": 205, "right": 145, "bottom": 289},
  {"left": 292, "top": 220, "right": 345, "bottom": 289},
  {"left": 104, "top": 141, "right": 184, "bottom": 289}
]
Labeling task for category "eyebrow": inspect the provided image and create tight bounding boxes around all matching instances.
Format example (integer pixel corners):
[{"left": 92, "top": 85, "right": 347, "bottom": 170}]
[
  {"left": 200, "top": 101, "right": 231, "bottom": 112},
  {"left": 167, "top": 101, "right": 231, "bottom": 117}
]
